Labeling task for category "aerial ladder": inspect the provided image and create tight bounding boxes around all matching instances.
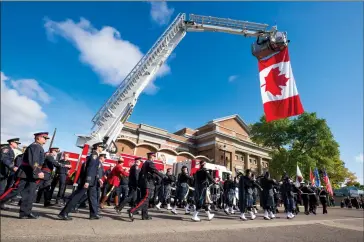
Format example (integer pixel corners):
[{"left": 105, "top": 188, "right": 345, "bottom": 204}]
[{"left": 75, "top": 13, "right": 289, "bottom": 158}]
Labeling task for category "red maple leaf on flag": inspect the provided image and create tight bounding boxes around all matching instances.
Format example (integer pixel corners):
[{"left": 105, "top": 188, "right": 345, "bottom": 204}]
[{"left": 261, "top": 67, "right": 289, "bottom": 96}]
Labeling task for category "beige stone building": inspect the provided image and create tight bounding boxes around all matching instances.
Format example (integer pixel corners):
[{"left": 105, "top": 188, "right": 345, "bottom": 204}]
[{"left": 116, "top": 114, "right": 271, "bottom": 176}]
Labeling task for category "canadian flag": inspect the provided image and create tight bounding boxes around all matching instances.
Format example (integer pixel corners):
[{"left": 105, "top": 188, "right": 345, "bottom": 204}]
[{"left": 258, "top": 47, "right": 304, "bottom": 122}]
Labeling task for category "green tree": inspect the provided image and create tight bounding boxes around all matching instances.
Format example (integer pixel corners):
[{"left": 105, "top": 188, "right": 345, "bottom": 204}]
[{"left": 250, "top": 112, "right": 350, "bottom": 186}]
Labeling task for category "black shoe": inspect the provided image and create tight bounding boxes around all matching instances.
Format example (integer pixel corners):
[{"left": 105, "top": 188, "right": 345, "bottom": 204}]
[
  {"left": 128, "top": 210, "right": 134, "bottom": 222},
  {"left": 90, "top": 215, "right": 102, "bottom": 220},
  {"left": 55, "top": 200, "right": 60, "bottom": 205},
  {"left": 19, "top": 213, "right": 39, "bottom": 219},
  {"left": 58, "top": 214, "right": 72, "bottom": 220},
  {"left": 142, "top": 216, "right": 152, "bottom": 220},
  {"left": 44, "top": 202, "right": 53, "bottom": 207},
  {"left": 115, "top": 206, "right": 122, "bottom": 214}
]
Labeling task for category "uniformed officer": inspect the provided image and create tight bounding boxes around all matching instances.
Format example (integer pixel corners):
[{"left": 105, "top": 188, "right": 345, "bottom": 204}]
[
  {"left": 6, "top": 146, "right": 27, "bottom": 192},
  {"left": 115, "top": 157, "right": 142, "bottom": 213},
  {"left": 36, "top": 152, "right": 71, "bottom": 206},
  {"left": 0, "top": 138, "right": 21, "bottom": 210},
  {"left": 128, "top": 152, "right": 165, "bottom": 221},
  {"left": 58, "top": 142, "right": 105, "bottom": 220},
  {"left": 0, "top": 133, "right": 49, "bottom": 219},
  {"left": 54, "top": 152, "right": 71, "bottom": 204}
]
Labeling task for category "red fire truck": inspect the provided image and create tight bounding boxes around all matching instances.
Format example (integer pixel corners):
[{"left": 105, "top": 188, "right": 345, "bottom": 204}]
[{"left": 62, "top": 151, "right": 166, "bottom": 184}]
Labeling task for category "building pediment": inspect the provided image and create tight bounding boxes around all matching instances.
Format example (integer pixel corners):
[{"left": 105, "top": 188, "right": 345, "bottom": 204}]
[{"left": 210, "top": 114, "right": 250, "bottom": 137}]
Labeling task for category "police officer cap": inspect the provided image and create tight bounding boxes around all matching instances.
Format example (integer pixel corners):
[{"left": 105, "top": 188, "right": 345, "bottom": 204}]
[
  {"left": 182, "top": 165, "right": 188, "bottom": 169},
  {"left": 147, "top": 152, "right": 156, "bottom": 156},
  {"left": 34, "top": 132, "right": 50, "bottom": 139},
  {"left": 99, "top": 153, "right": 107, "bottom": 158},
  {"left": 134, "top": 157, "right": 142, "bottom": 161},
  {"left": 7, "top": 138, "right": 21, "bottom": 144},
  {"left": 93, "top": 142, "right": 105, "bottom": 149},
  {"left": 200, "top": 160, "right": 206, "bottom": 165},
  {"left": 50, "top": 147, "right": 59, "bottom": 151},
  {"left": 1, "top": 143, "right": 8, "bottom": 148}
]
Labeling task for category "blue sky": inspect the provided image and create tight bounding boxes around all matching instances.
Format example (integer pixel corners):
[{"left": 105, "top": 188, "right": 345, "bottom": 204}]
[{"left": 1, "top": 2, "right": 363, "bottom": 183}]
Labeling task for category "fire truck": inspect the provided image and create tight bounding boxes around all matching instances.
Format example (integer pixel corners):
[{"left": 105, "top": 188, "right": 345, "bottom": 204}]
[
  {"left": 64, "top": 13, "right": 288, "bottom": 185},
  {"left": 62, "top": 151, "right": 165, "bottom": 184},
  {"left": 172, "top": 160, "right": 232, "bottom": 183}
]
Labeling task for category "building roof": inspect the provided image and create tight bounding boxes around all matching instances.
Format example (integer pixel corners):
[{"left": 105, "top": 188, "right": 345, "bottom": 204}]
[{"left": 208, "top": 114, "right": 251, "bottom": 135}]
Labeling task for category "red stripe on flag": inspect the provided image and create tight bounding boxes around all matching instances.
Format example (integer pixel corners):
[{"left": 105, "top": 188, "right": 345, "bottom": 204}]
[
  {"left": 258, "top": 47, "right": 290, "bottom": 72},
  {"left": 263, "top": 95, "right": 304, "bottom": 122}
]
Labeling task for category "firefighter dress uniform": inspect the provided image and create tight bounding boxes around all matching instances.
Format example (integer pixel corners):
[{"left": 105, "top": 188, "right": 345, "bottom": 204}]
[
  {"left": 58, "top": 146, "right": 103, "bottom": 221},
  {"left": 0, "top": 133, "right": 49, "bottom": 219}
]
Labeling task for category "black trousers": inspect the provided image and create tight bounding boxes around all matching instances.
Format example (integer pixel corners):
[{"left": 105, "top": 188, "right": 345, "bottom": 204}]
[
  {"left": 119, "top": 185, "right": 129, "bottom": 204},
  {"left": 119, "top": 187, "right": 137, "bottom": 209},
  {"left": 36, "top": 179, "right": 52, "bottom": 205},
  {"left": 0, "top": 178, "right": 38, "bottom": 216},
  {"left": 130, "top": 187, "right": 150, "bottom": 218},
  {"left": 56, "top": 174, "right": 67, "bottom": 201},
  {"left": 0, "top": 178, "right": 7, "bottom": 196},
  {"left": 5, "top": 173, "right": 16, "bottom": 192},
  {"left": 60, "top": 185, "right": 98, "bottom": 217}
]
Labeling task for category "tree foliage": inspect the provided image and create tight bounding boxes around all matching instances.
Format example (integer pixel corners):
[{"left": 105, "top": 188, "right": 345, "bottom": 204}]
[{"left": 250, "top": 112, "right": 355, "bottom": 186}]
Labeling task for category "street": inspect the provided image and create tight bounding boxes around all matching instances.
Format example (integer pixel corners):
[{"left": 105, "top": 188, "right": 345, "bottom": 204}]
[{"left": 1, "top": 201, "right": 363, "bottom": 242}]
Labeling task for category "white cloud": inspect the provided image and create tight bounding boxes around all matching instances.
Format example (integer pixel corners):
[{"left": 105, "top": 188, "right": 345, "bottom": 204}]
[
  {"left": 11, "top": 79, "right": 51, "bottom": 103},
  {"left": 228, "top": 75, "right": 239, "bottom": 82},
  {"left": 355, "top": 153, "right": 363, "bottom": 163},
  {"left": 149, "top": 1, "right": 174, "bottom": 26},
  {"left": 1, "top": 72, "right": 48, "bottom": 144},
  {"left": 44, "top": 17, "right": 171, "bottom": 95}
]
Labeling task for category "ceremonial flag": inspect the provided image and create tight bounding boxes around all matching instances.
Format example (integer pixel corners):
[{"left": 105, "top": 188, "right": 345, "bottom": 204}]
[
  {"left": 310, "top": 167, "right": 315, "bottom": 186},
  {"left": 314, "top": 168, "right": 321, "bottom": 187},
  {"left": 296, "top": 164, "right": 304, "bottom": 187},
  {"left": 323, "top": 169, "right": 334, "bottom": 196},
  {"left": 258, "top": 47, "right": 304, "bottom": 122}
]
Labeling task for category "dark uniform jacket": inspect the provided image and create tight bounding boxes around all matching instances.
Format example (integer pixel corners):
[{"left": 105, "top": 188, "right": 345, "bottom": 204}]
[
  {"left": 17, "top": 142, "right": 45, "bottom": 179},
  {"left": 128, "top": 164, "right": 140, "bottom": 189},
  {"left": 0, "top": 145, "right": 15, "bottom": 179},
  {"left": 56, "top": 159, "right": 71, "bottom": 175},
  {"left": 78, "top": 152, "right": 100, "bottom": 187},
  {"left": 138, "top": 160, "right": 164, "bottom": 189}
]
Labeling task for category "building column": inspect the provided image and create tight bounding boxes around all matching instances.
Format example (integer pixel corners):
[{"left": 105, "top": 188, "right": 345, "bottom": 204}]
[
  {"left": 257, "top": 156, "right": 263, "bottom": 175},
  {"left": 244, "top": 153, "right": 250, "bottom": 170}
]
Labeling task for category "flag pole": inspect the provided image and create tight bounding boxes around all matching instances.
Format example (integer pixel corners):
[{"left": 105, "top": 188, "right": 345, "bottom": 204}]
[{"left": 48, "top": 128, "right": 57, "bottom": 152}]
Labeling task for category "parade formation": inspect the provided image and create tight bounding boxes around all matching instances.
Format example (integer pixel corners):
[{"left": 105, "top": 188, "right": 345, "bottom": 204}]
[
  {"left": 1, "top": 135, "right": 363, "bottom": 223},
  {"left": 1, "top": 12, "right": 363, "bottom": 242}
]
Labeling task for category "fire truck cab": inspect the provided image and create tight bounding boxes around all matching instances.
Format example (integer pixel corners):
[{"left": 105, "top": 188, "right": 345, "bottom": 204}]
[{"left": 172, "top": 159, "right": 232, "bottom": 183}]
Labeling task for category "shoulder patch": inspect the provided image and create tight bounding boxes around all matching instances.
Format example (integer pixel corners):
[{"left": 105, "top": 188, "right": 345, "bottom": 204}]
[
  {"left": 92, "top": 155, "right": 97, "bottom": 160},
  {"left": 2, "top": 148, "right": 9, "bottom": 153}
]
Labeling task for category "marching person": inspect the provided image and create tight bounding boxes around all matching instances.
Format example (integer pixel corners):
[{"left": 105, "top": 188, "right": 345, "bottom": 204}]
[
  {"left": 118, "top": 157, "right": 129, "bottom": 207},
  {"left": 319, "top": 187, "right": 328, "bottom": 214},
  {"left": 54, "top": 153, "right": 71, "bottom": 205},
  {"left": 5, "top": 144, "right": 25, "bottom": 193},
  {"left": 191, "top": 160, "right": 216, "bottom": 222},
  {"left": 100, "top": 157, "right": 128, "bottom": 209},
  {"left": 58, "top": 142, "right": 105, "bottom": 220},
  {"left": 0, "top": 133, "right": 49, "bottom": 219},
  {"left": 223, "top": 173, "right": 236, "bottom": 215},
  {"left": 251, "top": 173, "right": 259, "bottom": 214},
  {"left": 0, "top": 138, "right": 21, "bottom": 210},
  {"left": 280, "top": 174, "right": 296, "bottom": 219},
  {"left": 115, "top": 157, "right": 142, "bottom": 213},
  {"left": 128, "top": 152, "right": 164, "bottom": 221},
  {"left": 300, "top": 182, "right": 314, "bottom": 215},
  {"left": 260, "top": 171, "right": 278, "bottom": 220},
  {"left": 156, "top": 168, "right": 176, "bottom": 212},
  {"left": 173, "top": 166, "right": 194, "bottom": 215},
  {"left": 36, "top": 152, "right": 71, "bottom": 207},
  {"left": 238, "top": 169, "right": 262, "bottom": 221}
]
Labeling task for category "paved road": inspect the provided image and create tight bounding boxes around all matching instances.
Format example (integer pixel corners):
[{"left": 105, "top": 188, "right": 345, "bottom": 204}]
[{"left": 1, "top": 201, "right": 363, "bottom": 242}]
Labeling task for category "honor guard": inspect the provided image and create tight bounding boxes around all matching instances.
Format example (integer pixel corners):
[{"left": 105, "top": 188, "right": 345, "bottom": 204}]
[
  {"left": 128, "top": 152, "right": 165, "bottom": 221},
  {"left": 116, "top": 157, "right": 142, "bottom": 213},
  {"left": 0, "top": 138, "right": 21, "bottom": 210},
  {"left": 0, "top": 133, "right": 49, "bottom": 218},
  {"left": 52, "top": 152, "right": 71, "bottom": 205},
  {"left": 58, "top": 142, "right": 105, "bottom": 220}
]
